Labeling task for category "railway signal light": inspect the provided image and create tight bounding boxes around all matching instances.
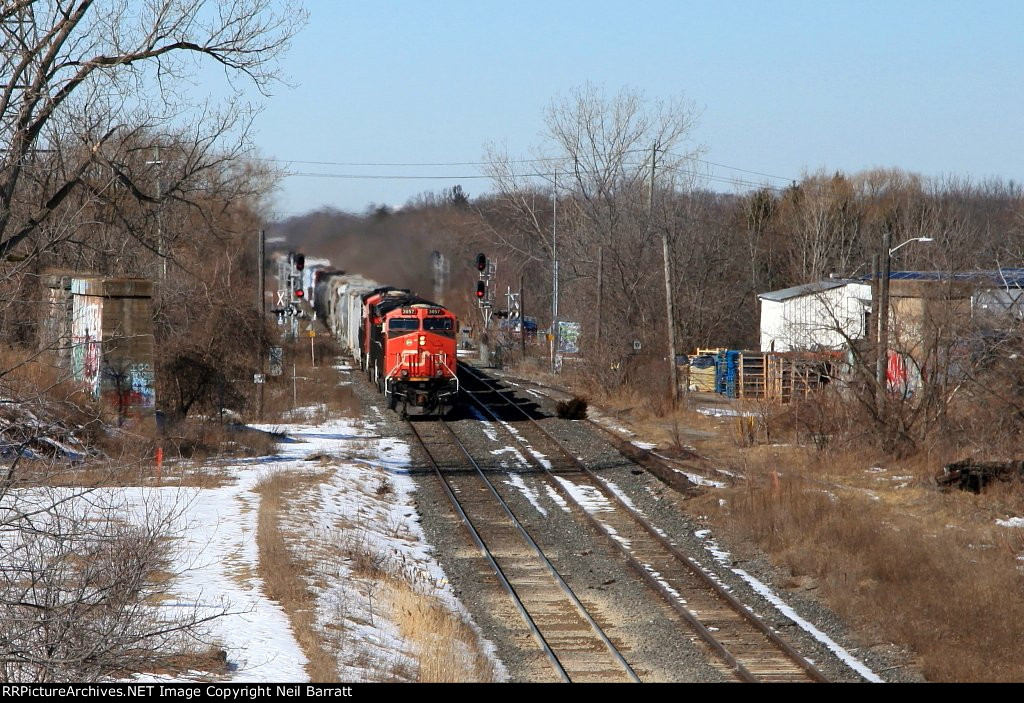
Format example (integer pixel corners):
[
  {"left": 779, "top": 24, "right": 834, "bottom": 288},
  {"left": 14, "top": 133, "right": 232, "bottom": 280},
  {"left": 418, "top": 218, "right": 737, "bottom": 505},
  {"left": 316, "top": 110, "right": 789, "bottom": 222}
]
[
  {"left": 475, "top": 280, "right": 486, "bottom": 299},
  {"left": 294, "top": 288, "right": 304, "bottom": 299},
  {"left": 295, "top": 253, "right": 305, "bottom": 271},
  {"left": 475, "top": 253, "right": 487, "bottom": 272}
]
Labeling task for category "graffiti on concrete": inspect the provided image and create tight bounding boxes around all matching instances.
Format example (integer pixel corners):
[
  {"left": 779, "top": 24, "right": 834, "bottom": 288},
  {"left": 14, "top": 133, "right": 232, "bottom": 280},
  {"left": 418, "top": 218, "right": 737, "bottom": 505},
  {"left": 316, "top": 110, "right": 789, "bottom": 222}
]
[
  {"left": 126, "top": 362, "right": 156, "bottom": 408},
  {"left": 102, "top": 361, "right": 156, "bottom": 423},
  {"left": 71, "top": 298, "right": 103, "bottom": 397}
]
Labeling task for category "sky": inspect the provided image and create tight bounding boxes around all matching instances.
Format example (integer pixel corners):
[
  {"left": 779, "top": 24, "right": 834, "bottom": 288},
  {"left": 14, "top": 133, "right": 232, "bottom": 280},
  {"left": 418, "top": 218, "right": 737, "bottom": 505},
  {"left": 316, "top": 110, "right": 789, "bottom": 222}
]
[{"left": 243, "top": 1, "right": 1024, "bottom": 219}]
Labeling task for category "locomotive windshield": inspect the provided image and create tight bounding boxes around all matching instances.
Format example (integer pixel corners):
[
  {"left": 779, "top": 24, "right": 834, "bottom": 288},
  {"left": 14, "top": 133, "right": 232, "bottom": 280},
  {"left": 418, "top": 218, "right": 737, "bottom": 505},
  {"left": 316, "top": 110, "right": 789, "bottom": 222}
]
[
  {"left": 388, "top": 318, "right": 419, "bottom": 331},
  {"left": 423, "top": 317, "right": 453, "bottom": 331},
  {"left": 423, "top": 317, "right": 455, "bottom": 336}
]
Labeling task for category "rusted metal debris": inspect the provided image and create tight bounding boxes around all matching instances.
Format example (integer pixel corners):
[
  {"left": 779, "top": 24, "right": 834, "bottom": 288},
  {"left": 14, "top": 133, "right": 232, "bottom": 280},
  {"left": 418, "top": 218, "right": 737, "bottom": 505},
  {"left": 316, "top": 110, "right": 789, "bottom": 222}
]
[{"left": 938, "top": 460, "right": 1024, "bottom": 493}]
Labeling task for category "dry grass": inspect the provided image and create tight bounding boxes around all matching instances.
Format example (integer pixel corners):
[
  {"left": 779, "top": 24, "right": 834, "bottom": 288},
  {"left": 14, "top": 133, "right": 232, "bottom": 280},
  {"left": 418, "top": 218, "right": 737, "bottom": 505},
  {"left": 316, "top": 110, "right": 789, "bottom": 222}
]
[
  {"left": 255, "top": 470, "right": 341, "bottom": 683},
  {"left": 507, "top": 358, "right": 1024, "bottom": 681},
  {"left": 696, "top": 443, "right": 1024, "bottom": 682},
  {"left": 259, "top": 343, "right": 361, "bottom": 423},
  {"left": 382, "top": 574, "right": 499, "bottom": 682},
  {"left": 256, "top": 466, "right": 499, "bottom": 683},
  {"left": 330, "top": 517, "right": 499, "bottom": 682}
]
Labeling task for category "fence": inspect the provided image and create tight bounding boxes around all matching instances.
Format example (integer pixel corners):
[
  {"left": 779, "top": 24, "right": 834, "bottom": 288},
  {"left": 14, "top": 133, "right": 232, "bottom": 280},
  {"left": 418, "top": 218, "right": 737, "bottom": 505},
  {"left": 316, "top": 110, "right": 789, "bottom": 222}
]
[{"left": 689, "top": 349, "right": 840, "bottom": 401}]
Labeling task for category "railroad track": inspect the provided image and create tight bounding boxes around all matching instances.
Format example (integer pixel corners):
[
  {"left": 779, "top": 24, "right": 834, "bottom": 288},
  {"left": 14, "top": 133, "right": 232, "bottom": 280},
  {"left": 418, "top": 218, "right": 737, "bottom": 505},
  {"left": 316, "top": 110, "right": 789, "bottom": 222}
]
[
  {"left": 456, "top": 362, "right": 828, "bottom": 683},
  {"left": 472, "top": 366, "right": 736, "bottom": 489},
  {"left": 407, "top": 417, "right": 641, "bottom": 683}
]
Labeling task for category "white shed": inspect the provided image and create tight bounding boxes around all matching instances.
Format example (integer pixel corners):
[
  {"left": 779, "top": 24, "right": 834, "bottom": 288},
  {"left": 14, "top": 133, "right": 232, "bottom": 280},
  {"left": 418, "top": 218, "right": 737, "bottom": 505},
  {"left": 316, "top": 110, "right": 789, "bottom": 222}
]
[{"left": 758, "top": 280, "right": 872, "bottom": 352}]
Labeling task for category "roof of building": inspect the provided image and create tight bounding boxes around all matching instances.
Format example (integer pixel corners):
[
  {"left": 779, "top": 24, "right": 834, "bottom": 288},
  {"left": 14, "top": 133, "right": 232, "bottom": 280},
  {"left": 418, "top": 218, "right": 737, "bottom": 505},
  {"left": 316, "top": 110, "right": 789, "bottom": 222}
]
[
  {"left": 861, "top": 269, "right": 1024, "bottom": 288},
  {"left": 757, "top": 279, "right": 863, "bottom": 303}
]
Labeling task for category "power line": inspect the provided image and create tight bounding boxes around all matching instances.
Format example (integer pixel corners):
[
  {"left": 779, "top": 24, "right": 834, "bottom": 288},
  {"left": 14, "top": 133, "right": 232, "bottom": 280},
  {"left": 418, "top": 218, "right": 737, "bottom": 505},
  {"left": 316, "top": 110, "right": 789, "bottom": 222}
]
[
  {"left": 283, "top": 171, "right": 495, "bottom": 180},
  {"left": 265, "top": 148, "right": 800, "bottom": 183}
]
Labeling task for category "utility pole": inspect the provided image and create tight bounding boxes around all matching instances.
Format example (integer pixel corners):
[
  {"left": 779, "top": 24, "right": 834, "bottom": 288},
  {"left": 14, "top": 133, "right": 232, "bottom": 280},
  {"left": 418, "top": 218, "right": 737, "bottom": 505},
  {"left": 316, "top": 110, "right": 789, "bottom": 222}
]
[
  {"left": 596, "top": 245, "right": 604, "bottom": 343},
  {"left": 258, "top": 229, "right": 266, "bottom": 420},
  {"left": 871, "top": 252, "right": 881, "bottom": 414},
  {"left": 520, "top": 273, "right": 526, "bottom": 359},
  {"left": 654, "top": 142, "right": 679, "bottom": 405},
  {"left": 876, "top": 230, "right": 891, "bottom": 418},
  {"left": 551, "top": 170, "right": 559, "bottom": 373},
  {"left": 147, "top": 145, "right": 166, "bottom": 282}
]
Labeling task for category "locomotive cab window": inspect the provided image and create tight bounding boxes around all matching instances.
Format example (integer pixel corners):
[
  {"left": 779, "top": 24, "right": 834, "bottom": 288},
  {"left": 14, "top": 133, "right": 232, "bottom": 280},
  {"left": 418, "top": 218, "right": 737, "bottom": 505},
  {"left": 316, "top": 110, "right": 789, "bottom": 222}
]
[
  {"left": 388, "top": 318, "right": 420, "bottom": 332},
  {"left": 424, "top": 317, "right": 455, "bottom": 336}
]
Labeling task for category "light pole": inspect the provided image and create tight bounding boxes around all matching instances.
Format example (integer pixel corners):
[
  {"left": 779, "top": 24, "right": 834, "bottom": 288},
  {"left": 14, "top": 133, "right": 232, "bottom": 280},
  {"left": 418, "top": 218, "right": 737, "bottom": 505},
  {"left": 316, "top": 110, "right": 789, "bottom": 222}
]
[{"left": 875, "top": 234, "right": 934, "bottom": 411}]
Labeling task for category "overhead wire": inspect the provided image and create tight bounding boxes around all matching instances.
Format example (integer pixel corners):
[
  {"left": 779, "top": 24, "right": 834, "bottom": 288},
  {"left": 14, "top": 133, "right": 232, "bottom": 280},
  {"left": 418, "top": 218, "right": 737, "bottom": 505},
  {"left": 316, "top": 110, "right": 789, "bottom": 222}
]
[{"left": 264, "top": 148, "right": 821, "bottom": 196}]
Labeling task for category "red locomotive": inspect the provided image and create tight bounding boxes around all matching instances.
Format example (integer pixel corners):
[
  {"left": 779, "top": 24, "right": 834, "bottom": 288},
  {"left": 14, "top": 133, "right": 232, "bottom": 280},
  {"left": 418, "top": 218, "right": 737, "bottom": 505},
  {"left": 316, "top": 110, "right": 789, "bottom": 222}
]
[{"left": 360, "top": 287, "right": 458, "bottom": 416}]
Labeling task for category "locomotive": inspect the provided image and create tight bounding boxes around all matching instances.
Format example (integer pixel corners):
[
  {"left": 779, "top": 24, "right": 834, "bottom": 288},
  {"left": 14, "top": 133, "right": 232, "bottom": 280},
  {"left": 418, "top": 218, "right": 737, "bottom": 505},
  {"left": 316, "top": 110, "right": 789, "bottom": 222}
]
[{"left": 315, "top": 272, "right": 458, "bottom": 416}]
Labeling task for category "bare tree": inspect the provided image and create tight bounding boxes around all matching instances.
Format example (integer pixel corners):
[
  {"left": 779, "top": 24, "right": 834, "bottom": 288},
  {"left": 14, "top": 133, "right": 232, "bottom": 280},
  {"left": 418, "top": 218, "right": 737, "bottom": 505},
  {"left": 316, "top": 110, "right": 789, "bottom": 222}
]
[
  {"left": 0, "top": 0, "right": 303, "bottom": 681},
  {"left": 482, "top": 84, "right": 705, "bottom": 384},
  {"left": 0, "top": 0, "right": 301, "bottom": 263}
]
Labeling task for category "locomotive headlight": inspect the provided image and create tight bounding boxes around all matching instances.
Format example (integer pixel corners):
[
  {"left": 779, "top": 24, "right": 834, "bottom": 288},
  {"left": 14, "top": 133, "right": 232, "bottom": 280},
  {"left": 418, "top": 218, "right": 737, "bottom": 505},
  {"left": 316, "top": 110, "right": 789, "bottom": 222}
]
[{"left": 418, "top": 334, "right": 426, "bottom": 346}]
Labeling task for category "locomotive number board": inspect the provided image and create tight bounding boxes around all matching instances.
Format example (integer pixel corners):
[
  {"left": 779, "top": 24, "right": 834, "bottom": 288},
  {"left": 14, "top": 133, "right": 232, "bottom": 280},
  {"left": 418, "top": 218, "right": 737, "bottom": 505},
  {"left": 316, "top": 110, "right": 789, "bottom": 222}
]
[
  {"left": 401, "top": 308, "right": 416, "bottom": 315},
  {"left": 427, "top": 308, "right": 444, "bottom": 315}
]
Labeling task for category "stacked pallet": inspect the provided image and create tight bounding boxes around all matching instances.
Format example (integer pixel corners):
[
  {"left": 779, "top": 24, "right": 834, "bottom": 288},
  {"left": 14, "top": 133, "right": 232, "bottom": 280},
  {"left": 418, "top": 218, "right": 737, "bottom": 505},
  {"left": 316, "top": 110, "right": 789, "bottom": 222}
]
[
  {"left": 715, "top": 350, "right": 742, "bottom": 398},
  {"left": 695, "top": 349, "right": 838, "bottom": 402},
  {"left": 740, "top": 352, "right": 767, "bottom": 398}
]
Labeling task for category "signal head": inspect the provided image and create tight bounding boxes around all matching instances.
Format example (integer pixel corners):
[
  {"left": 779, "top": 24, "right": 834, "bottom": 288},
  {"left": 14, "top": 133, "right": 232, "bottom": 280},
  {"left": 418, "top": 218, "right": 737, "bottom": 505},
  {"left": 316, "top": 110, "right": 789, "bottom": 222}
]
[
  {"left": 475, "top": 280, "right": 486, "bottom": 298},
  {"left": 475, "top": 253, "right": 487, "bottom": 272}
]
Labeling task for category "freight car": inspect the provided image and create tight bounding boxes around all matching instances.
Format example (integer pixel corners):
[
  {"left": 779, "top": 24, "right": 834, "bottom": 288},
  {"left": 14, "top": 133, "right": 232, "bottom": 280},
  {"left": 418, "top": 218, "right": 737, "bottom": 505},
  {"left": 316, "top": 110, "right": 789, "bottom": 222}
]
[{"left": 320, "top": 275, "right": 458, "bottom": 416}]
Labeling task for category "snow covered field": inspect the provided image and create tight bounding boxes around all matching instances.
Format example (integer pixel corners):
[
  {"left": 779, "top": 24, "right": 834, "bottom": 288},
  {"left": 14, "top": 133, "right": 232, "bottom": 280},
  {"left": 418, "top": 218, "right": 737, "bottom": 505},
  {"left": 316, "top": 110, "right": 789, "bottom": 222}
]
[{"left": 120, "top": 412, "right": 499, "bottom": 682}]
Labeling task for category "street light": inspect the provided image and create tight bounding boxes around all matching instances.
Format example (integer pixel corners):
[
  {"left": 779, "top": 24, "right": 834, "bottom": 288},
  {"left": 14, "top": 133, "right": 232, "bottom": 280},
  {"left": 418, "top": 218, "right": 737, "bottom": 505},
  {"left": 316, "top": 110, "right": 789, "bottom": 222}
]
[
  {"left": 889, "top": 236, "right": 934, "bottom": 257},
  {"left": 876, "top": 233, "right": 934, "bottom": 411}
]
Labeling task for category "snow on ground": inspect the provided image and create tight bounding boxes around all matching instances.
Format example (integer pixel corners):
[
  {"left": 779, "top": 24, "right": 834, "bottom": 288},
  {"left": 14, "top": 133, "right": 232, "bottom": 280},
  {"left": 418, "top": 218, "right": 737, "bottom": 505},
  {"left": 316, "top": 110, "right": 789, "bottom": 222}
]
[
  {"left": 601, "top": 479, "right": 641, "bottom": 513},
  {"left": 468, "top": 405, "right": 500, "bottom": 442},
  {"left": 996, "top": 517, "right": 1024, "bottom": 528},
  {"left": 695, "top": 406, "right": 755, "bottom": 418},
  {"left": 496, "top": 420, "right": 553, "bottom": 470},
  {"left": 676, "top": 469, "right": 727, "bottom": 488},
  {"left": 692, "top": 529, "right": 884, "bottom": 683},
  {"left": 251, "top": 416, "right": 504, "bottom": 681},
  {"left": 584, "top": 408, "right": 634, "bottom": 437},
  {"left": 112, "top": 413, "right": 502, "bottom": 682},
  {"left": 554, "top": 476, "right": 614, "bottom": 514},
  {"left": 543, "top": 484, "right": 571, "bottom": 513},
  {"left": 504, "top": 473, "right": 547, "bottom": 517}
]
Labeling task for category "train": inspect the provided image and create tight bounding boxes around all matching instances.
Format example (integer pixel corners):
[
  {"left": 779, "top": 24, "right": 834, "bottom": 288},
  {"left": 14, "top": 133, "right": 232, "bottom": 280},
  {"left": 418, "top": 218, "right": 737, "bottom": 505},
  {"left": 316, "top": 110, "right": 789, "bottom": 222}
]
[{"left": 314, "top": 271, "right": 459, "bottom": 416}]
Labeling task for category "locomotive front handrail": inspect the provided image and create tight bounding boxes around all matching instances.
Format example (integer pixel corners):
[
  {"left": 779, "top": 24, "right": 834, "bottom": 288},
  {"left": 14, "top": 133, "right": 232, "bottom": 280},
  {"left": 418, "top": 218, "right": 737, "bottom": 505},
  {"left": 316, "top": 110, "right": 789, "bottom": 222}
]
[{"left": 434, "top": 354, "right": 459, "bottom": 394}]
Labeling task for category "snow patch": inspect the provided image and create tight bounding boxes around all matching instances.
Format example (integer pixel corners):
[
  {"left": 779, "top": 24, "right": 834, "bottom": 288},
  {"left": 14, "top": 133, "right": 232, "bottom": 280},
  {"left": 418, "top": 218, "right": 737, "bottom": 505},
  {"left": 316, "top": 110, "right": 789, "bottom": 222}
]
[
  {"left": 693, "top": 529, "right": 883, "bottom": 683},
  {"left": 504, "top": 473, "right": 547, "bottom": 517}
]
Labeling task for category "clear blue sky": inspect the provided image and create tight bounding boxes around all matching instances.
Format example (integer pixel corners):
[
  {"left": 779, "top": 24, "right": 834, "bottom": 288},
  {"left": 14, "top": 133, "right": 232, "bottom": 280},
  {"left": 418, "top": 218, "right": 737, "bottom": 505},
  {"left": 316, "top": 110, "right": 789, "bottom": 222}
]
[{"left": 249, "top": 0, "right": 1024, "bottom": 218}]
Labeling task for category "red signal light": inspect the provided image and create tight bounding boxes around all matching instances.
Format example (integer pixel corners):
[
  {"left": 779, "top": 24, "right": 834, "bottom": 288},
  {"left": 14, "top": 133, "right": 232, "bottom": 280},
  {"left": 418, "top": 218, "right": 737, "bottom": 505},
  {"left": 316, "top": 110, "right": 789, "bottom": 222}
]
[
  {"left": 295, "top": 289, "right": 304, "bottom": 298},
  {"left": 475, "top": 281, "right": 486, "bottom": 298},
  {"left": 476, "top": 253, "right": 487, "bottom": 271}
]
